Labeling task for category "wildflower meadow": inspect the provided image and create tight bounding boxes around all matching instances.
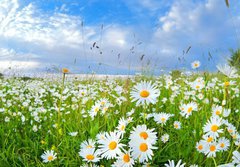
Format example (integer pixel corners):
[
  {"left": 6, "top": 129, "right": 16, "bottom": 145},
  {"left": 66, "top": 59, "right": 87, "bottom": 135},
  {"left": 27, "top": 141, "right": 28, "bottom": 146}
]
[{"left": 0, "top": 65, "right": 239, "bottom": 167}]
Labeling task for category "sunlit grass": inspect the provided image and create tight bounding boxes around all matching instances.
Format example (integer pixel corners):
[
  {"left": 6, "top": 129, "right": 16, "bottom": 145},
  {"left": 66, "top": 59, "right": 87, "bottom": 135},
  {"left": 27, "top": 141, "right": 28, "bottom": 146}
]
[{"left": 0, "top": 72, "right": 239, "bottom": 166}]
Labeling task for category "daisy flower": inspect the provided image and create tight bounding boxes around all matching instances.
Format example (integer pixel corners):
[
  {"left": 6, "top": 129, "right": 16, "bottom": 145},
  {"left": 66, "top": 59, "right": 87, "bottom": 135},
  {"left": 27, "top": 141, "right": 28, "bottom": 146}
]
[
  {"left": 161, "top": 134, "right": 170, "bottom": 143},
  {"left": 62, "top": 68, "right": 69, "bottom": 73},
  {"left": 191, "top": 80, "right": 204, "bottom": 91},
  {"left": 153, "top": 113, "right": 174, "bottom": 125},
  {"left": 217, "top": 64, "right": 239, "bottom": 78},
  {"left": 202, "top": 135, "right": 215, "bottom": 143},
  {"left": 173, "top": 121, "right": 181, "bottom": 130},
  {"left": 218, "top": 137, "right": 230, "bottom": 151},
  {"left": 196, "top": 140, "right": 207, "bottom": 153},
  {"left": 212, "top": 105, "right": 223, "bottom": 116},
  {"left": 180, "top": 102, "right": 197, "bottom": 118},
  {"left": 203, "top": 142, "right": 220, "bottom": 157},
  {"left": 68, "top": 132, "right": 78, "bottom": 136},
  {"left": 79, "top": 148, "right": 100, "bottom": 163},
  {"left": 164, "top": 159, "right": 185, "bottom": 167},
  {"left": 130, "top": 81, "right": 160, "bottom": 106},
  {"left": 203, "top": 116, "right": 223, "bottom": 139},
  {"left": 98, "top": 131, "right": 124, "bottom": 159},
  {"left": 129, "top": 138, "right": 157, "bottom": 163},
  {"left": 191, "top": 60, "right": 201, "bottom": 69},
  {"left": 232, "top": 150, "right": 240, "bottom": 165},
  {"left": 129, "top": 125, "right": 157, "bottom": 145},
  {"left": 116, "top": 117, "right": 129, "bottom": 137},
  {"left": 89, "top": 103, "right": 101, "bottom": 118},
  {"left": 113, "top": 151, "right": 135, "bottom": 167},
  {"left": 80, "top": 139, "right": 96, "bottom": 150},
  {"left": 96, "top": 132, "right": 107, "bottom": 141},
  {"left": 41, "top": 150, "right": 57, "bottom": 163}
]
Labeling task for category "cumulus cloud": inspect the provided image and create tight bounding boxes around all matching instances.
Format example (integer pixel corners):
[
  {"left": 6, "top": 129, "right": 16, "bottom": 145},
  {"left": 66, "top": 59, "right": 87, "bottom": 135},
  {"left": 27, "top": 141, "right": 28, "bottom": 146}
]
[
  {"left": 150, "top": 0, "right": 240, "bottom": 70},
  {"left": 0, "top": 0, "right": 239, "bottom": 75}
]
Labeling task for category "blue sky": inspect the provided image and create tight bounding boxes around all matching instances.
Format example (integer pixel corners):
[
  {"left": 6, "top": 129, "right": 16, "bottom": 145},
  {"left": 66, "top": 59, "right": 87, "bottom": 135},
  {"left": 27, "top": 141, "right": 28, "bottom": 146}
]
[{"left": 0, "top": 0, "right": 239, "bottom": 75}]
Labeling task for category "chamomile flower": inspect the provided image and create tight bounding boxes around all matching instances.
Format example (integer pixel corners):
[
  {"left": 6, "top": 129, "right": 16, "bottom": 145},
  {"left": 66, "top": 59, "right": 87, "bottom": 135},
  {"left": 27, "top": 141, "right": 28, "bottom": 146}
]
[
  {"left": 113, "top": 151, "right": 135, "bottom": 167},
  {"left": 130, "top": 81, "right": 160, "bottom": 106},
  {"left": 89, "top": 103, "right": 101, "bottom": 118},
  {"left": 202, "top": 135, "right": 215, "bottom": 143},
  {"left": 203, "top": 142, "right": 220, "bottom": 157},
  {"left": 191, "top": 60, "right": 201, "bottom": 69},
  {"left": 80, "top": 139, "right": 96, "bottom": 150},
  {"left": 153, "top": 113, "right": 174, "bottom": 125},
  {"left": 164, "top": 159, "right": 185, "bottom": 167},
  {"left": 196, "top": 140, "right": 207, "bottom": 153},
  {"left": 129, "top": 125, "right": 157, "bottom": 145},
  {"left": 98, "top": 131, "right": 124, "bottom": 159},
  {"left": 116, "top": 117, "right": 128, "bottom": 137},
  {"left": 41, "top": 150, "right": 57, "bottom": 163},
  {"left": 180, "top": 102, "right": 197, "bottom": 118},
  {"left": 96, "top": 132, "right": 107, "bottom": 141},
  {"left": 129, "top": 138, "right": 157, "bottom": 163},
  {"left": 79, "top": 148, "right": 100, "bottom": 163},
  {"left": 218, "top": 137, "right": 230, "bottom": 151},
  {"left": 217, "top": 64, "right": 239, "bottom": 78},
  {"left": 161, "top": 133, "right": 170, "bottom": 143},
  {"left": 191, "top": 80, "right": 204, "bottom": 91},
  {"left": 68, "top": 131, "right": 78, "bottom": 136},
  {"left": 212, "top": 105, "right": 223, "bottom": 116},
  {"left": 232, "top": 150, "right": 240, "bottom": 165},
  {"left": 173, "top": 121, "right": 181, "bottom": 130},
  {"left": 203, "top": 116, "right": 223, "bottom": 139}
]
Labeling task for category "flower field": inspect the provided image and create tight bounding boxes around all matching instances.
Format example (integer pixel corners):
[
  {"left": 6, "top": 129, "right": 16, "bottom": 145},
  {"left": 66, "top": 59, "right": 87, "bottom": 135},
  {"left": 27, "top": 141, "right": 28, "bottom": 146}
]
[{"left": 0, "top": 70, "right": 239, "bottom": 166}]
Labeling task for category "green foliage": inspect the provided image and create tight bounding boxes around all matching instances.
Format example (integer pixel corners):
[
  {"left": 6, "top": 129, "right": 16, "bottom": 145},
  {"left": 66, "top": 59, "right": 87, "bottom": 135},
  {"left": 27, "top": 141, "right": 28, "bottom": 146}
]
[
  {"left": 170, "top": 70, "right": 182, "bottom": 80},
  {"left": 0, "top": 74, "right": 239, "bottom": 166},
  {"left": 228, "top": 48, "right": 240, "bottom": 70}
]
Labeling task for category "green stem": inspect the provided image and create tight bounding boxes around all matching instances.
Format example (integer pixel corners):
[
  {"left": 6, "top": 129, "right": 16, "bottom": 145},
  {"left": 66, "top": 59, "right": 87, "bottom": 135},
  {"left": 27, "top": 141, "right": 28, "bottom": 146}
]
[{"left": 212, "top": 157, "right": 217, "bottom": 167}]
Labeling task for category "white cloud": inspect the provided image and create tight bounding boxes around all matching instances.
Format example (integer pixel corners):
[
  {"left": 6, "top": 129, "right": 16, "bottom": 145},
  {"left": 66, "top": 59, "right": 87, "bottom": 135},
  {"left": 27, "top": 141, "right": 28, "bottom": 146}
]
[
  {"left": 0, "top": 60, "right": 40, "bottom": 71},
  {"left": 150, "top": 0, "right": 240, "bottom": 69},
  {"left": 0, "top": 0, "right": 239, "bottom": 74}
]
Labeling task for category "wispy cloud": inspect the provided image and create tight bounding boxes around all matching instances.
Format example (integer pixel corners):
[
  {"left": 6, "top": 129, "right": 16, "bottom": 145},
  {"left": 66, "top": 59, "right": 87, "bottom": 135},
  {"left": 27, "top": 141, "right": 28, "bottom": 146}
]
[{"left": 0, "top": 0, "right": 239, "bottom": 74}]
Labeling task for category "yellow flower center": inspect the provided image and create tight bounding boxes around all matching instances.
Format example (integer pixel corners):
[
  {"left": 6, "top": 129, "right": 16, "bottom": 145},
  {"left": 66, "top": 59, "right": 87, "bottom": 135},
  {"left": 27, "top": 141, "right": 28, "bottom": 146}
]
[
  {"left": 161, "top": 117, "right": 166, "bottom": 122},
  {"left": 215, "top": 110, "right": 221, "bottom": 115},
  {"left": 196, "top": 85, "right": 200, "bottom": 89},
  {"left": 174, "top": 124, "right": 178, "bottom": 128},
  {"left": 211, "top": 125, "right": 218, "bottom": 132},
  {"left": 62, "top": 68, "right": 69, "bottom": 73},
  {"left": 140, "top": 90, "right": 150, "bottom": 98},
  {"left": 224, "top": 81, "right": 230, "bottom": 87},
  {"left": 210, "top": 145, "right": 216, "bottom": 152},
  {"left": 139, "top": 132, "right": 148, "bottom": 140},
  {"left": 94, "top": 107, "right": 99, "bottom": 112},
  {"left": 187, "top": 107, "right": 193, "bottom": 113},
  {"left": 207, "top": 137, "right": 213, "bottom": 143},
  {"left": 86, "top": 154, "right": 94, "bottom": 160},
  {"left": 232, "top": 134, "right": 237, "bottom": 139},
  {"left": 120, "top": 125, "right": 125, "bottom": 131},
  {"left": 123, "top": 154, "right": 130, "bottom": 163},
  {"left": 220, "top": 143, "right": 225, "bottom": 148},
  {"left": 47, "top": 155, "right": 54, "bottom": 161},
  {"left": 198, "top": 145, "right": 203, "bottom": 150},
  {"left": 139, "top": 143, "right": 148, "bottom": 152},
  {"left": 194, "top": 63, "right": 198, "bottom": 67},
  {"left": 108, "top": 141, "right": 117, "bottom": 150}
]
